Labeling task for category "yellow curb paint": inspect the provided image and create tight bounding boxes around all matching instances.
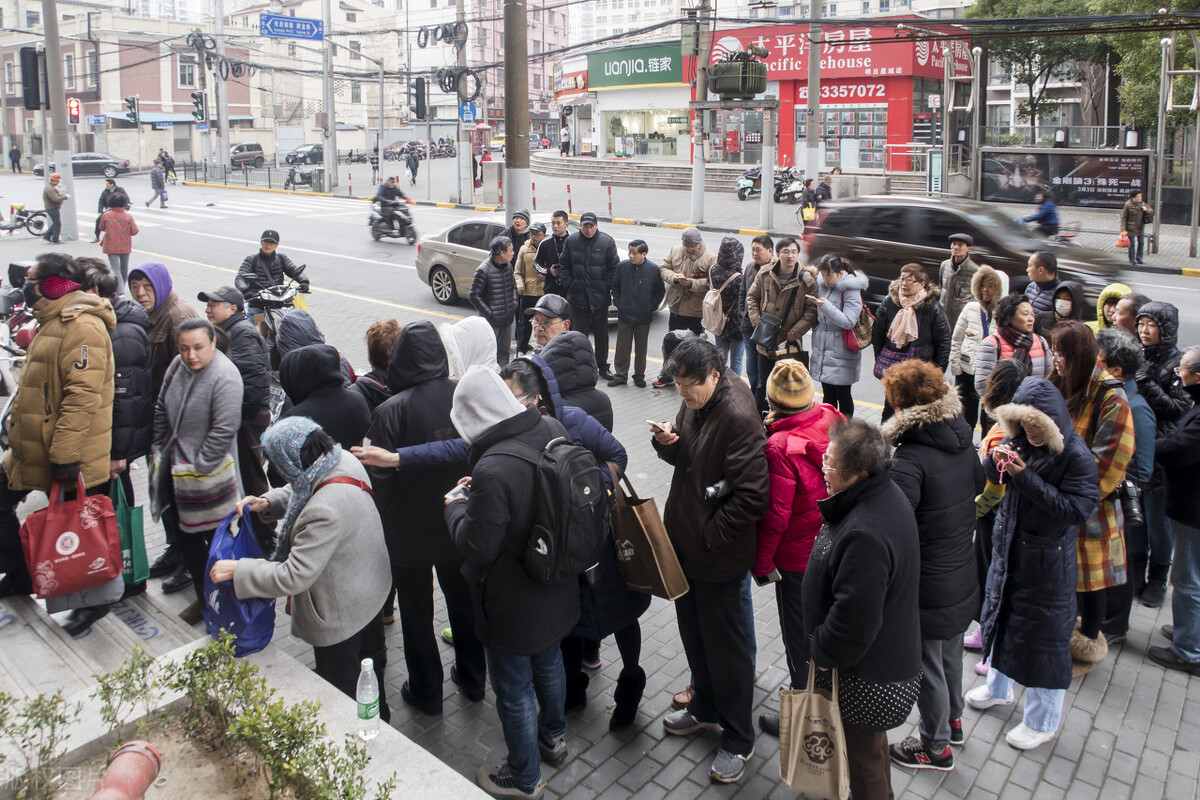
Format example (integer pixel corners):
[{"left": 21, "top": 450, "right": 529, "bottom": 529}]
[
  {"left": 1183, "top": 268, "right": 1200, "bottom": 278},
  {"left": 663, "top": 222, "right": 689, "bottom": 229},
  {"left": 473, "top": 205, "right": 497, "bottom": 212},
  {"left": 435, "top": 202, "right": 457, "bottom": 208},
  {"left": 611, "top": 217, "right": 636, "bottom": 225},
  {"left": 738, "top": 229, "right": 768, "bottom": 236}
]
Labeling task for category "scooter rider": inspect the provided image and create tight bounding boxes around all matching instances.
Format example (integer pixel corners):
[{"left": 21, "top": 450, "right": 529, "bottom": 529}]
[
  {"left": 374, "top": 177, "right": 409, "bottom": 232},
  {"left": 235, "top": 229, "right": 310, "bottom": 322}
]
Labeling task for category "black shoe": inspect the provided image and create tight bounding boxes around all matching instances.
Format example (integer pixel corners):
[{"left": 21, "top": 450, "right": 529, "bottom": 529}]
[
  {"left": 609, "top": 666, "right": 646, "bottom": 732},
  {"left": 401, "top": 681, "right": 443, "bottom": 715},
  {"left": 451, "top": 666, "right": 485, "bottom": 702},
  {"left": 949, "top": 718, "right": 964, "bottom": 747},
  {"left": 633, "top": 377, "right": 646, "bottom": 388},
  {"left": 1148, "top": 644, "right": 1200, "bottom": 675},
  {"left": 161, "top": 565, "right": 193, "bottom": 594},
  {"left": 606, "top": 377, "right": 627, "bottom": 387},
  {"left": 148, "top": 546, "right": 182, "bottom": 578},
  {"left": 1104, "top": 631, "right": 1127, "bottom": 647},
  {"left": 61, "top": 605, "right": 111, "bottom": 637},
  {"left": 1142, "top": 580, "right": 1167, "bottom": 608},
  {"left": 565, "top": 672, "right": 588, "bottom": 714},
  {"left": 1162, "top": 624, "right": 1175, "bottom": 641},
  {"left": 599, "top": 367, "right": 614, "bottom": 381},
  {"left": 758, "top": 712, "right": 780, "bottom": 737}
]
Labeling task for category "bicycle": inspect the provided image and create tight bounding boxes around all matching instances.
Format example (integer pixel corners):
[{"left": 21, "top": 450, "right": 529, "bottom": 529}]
[{"left": 0, "top": 202, "right": 50, "bottom": 237}]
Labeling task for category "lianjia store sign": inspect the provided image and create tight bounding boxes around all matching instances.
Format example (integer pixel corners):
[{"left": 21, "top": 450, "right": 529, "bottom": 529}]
[{"left": 588, "top": 45, "right": 684, "bottom": 89}]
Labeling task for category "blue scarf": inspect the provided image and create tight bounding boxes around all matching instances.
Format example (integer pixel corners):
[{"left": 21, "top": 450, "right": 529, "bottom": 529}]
[{"left": 261, "top": 416, "right": 341, "bottom": 562}]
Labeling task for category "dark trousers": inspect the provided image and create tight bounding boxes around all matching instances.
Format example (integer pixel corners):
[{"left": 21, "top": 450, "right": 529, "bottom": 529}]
[
  {"left": 675, "top": 577, "right": 755, "bottom": 755},
  {"left": 844, "top": 724, "right": 895, "bottom": 800},
  {"left": 956, "top": 372, "right": 980, "bottom": 432},
  {"left": 974, "top": 516, "right": 995, "bottom": 620},
  {"left": 668, "top": 312, "right": 704, "bottom": 336},
  {"left": 515, "top": 295, "right": 539, "bottom": 354},
  {"left": 571, "top": 304, "right": 610, "bottom": 371},
  {"left": 1104, "top": 518, "right": 1147, "bottom": 637},
  {"left": 394, "top": 560, "right": 486, "bottom": 706},
  {"left": 173, "top": 516, "right": 214, "bottom": 603},
  {"left": 45, "top": 207, "right": 61, "bottom": 242},
  {"left": 313, "top": 613, "right": 392, "bottom": 723},
  {"left": 613, "top": 322, "right": 650, "bottom": 382},
  {"left": 1078, "top": 589, "right": 1106, "bottom": 640},
  {"left": 776, "top": 569, "right": 810, "bottom": 687},
  {"left": 820, "top": 382, "right": 855, "bottom": 417},
  {"left": 237, "top": 408, "right": 276, "bottom": 553}
]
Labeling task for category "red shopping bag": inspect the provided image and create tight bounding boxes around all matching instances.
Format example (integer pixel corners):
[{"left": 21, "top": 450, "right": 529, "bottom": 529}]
[
  {"left": 1116, "top": 233, "right": 1130, "bottom": 249},
  {"left": 19, "top": 476, "right": 122, "bottom": 599}
]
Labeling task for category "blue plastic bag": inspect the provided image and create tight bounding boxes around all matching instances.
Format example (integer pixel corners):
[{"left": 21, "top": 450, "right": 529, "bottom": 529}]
[{"left": 203, "top": 510, "right": 276, "bottom": 657}]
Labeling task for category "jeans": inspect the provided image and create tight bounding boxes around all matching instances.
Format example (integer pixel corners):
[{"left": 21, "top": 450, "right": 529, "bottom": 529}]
[
  {"left": 916, "top": 633, "right": 965, "bottom": 751},
  {"left": 986, "top": 666, "right": 1064, "bottom": 733},
  {"left": 1144, "top": 491, "right": 1174, "bottom": 567},
  {"left": 107, "top": 253, "right": 131, "bottom": 294},
  {"left": 313, "top": 614, "right": 391, "bottom": 723},
  {"left": 716, "top": 334, "right": 744, "bottom": 377},
  {"left": 571, "top": 304, "right": 610, "bottom": 372},
  {"left": 1128, "top": 235, "right": 1145, "bottom": 264},
  {"left": 741, "top": 572, "right": 757, "bottom": 671},
  {"left": 486, "top": 644, "right": 567, "bottom": 791},
  {"left": 1170, "top": 521, "right": 1200, "bottom": 663},
  {"left": 743, "top": 333, "right": 761, "bottom": 394}
]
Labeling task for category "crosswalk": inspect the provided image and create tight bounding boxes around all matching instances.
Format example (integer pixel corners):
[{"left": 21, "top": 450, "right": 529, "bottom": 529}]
[{"left": 77, "top": 192, "right": 371, "bottom": 230}]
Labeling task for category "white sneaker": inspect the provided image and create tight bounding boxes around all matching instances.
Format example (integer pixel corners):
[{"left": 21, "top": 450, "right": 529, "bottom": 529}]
[
  {"left": 965, "top": 684, "right": 1014, "bottom": 710},
  {"left": 1005, "top": 722, "right": 1056, "bottom": 750}
]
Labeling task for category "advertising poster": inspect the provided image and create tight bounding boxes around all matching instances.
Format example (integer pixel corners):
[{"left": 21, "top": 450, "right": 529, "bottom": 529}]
[{"left": 981, "top": 151, "right": 1149, "bottom": 209}]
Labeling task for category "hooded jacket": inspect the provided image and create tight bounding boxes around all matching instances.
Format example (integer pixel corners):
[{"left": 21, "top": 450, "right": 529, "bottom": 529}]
[
  {"left": 810, "top": 270, "right": 868, "bottom": 386},
  {"left": 438, "top": 317, "right": 499, "bottom": 381},
  {"left": 365, "top": 321, "right": 463, "bottom": 568},
  {"left": 612, "top": 257, "right": 665, "bottom": 326},
  {"left": 1135, "top": 301, "right": 1193, "bottom": 437},
  {"left": 883, "top": 389, "right": 984, "bottom": 639},
  {"left": 1033, "top": 279, "right": 1085, "bottom": 338},
  {"left": 660, "top": 243, "right": 717, "bottom": 318},
  {"left": 1085, "top": 281, "right": 1132, "bottom": 334},
  {"left": 130, "top": 263, "right": 199, "bottom": 395},
  {"left": 756, "top": 403, "right": 843, "bottom": 576},
  {"left": 938, "top": 253, "right": 980, "bottom": 329},
  {"left": 746, "top": 261, "right": 820, "bottom": 357},
  {"left": 108, "top": 295, "right": 153, "bottom": 463},
  {"left": 871, "top": 280, "right": 951, "bottom": 370},
  {"left": 560, "top": 228, "right": 619, "bottom": 312},
  {"left": 707, "top": 238, "right": 745, "bottom": 338},
  {"left": 1156, "top": 382, "right": 1200, "bottom": 528},
  {"left": 981, "top": 378, "right": 1099, "bottom": 690},
  {"left": 469, "top": 255, "right": 519, "bottom": 327},
  {"left": 235, "top": 249, "right": 308, "bottom": 296},
  {"left": 349, "top": 368, "right": 391, "bottom": 414},
  {"left": 218, "top": 312, "right": 270, "bottom": 420},
  {"left": 653, "top": 372, "right": 770, "bottom": 583},
  {"left": 275, "top": 311, "right": 353, "bottom": 385},
  {"left": 279, "top": 344, "right": 371, "bottom": 453},
  {"left": 949, "top": 266, "right": 1009, "bottom": 376},
  {"left": 539, "top": 330, "right": 614, "bottom": 431},
  {"left": 4, "top": 292, "right": 116, "bottom": 491}
]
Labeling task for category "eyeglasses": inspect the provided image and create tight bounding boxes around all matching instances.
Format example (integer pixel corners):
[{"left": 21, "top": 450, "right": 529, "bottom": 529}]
[
  {"left": 530, "top": 318, "right": 563, "bottom": 330},
  {"left": 820, "top": 453, "right": 847, "bottom": 473},
  {"left": 898, "top": 276, "right": 924, "bottom": 285}
]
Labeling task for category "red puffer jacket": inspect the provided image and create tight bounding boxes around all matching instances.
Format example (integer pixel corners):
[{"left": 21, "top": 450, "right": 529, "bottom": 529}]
[{"left": 755, "top": 403, "right": 844, "bottom": 576}]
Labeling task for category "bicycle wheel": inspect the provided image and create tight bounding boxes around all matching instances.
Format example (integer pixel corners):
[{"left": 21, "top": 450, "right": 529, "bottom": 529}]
[{"left": 25, "top": 213, "right": 49, "bottom": 236}]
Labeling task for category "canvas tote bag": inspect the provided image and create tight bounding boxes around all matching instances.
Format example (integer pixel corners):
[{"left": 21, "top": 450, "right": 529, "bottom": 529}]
[{"left": 779, "top": 662, "right": 850, "bottom": 799}]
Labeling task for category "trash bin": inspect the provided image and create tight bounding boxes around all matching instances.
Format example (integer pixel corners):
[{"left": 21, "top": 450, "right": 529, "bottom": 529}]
[
  {"left": 310, "top": 167, "right": 326, "bottom": 193},
  {"left": 481, "top": 161, "right": 505, "bottom": 205}
]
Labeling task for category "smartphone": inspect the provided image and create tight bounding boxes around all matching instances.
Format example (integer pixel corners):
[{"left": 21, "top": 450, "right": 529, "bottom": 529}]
[
  {"left": 444, "top": 483, "right": 470, "bottom": 502},
  {"left": 754, "top": 568, "right": 782, "bottom": 587},
  {"left": 647, "top": 420, "right": 668, "bottom": 433}
]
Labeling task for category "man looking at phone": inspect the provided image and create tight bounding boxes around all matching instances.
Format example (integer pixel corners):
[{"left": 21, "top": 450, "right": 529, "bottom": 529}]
[{"left": 650, "top": 338, "right": 769, "bottom": 784}]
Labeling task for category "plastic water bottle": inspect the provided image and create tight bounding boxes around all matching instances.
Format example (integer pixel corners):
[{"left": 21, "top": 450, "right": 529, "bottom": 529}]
[{"left": 356, "top": 658, "right": 380, "bottom": 741}]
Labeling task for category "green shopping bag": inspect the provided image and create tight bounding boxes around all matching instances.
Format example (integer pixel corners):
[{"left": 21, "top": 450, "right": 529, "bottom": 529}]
[{"left": 111, "top": 480, "right": 148, "bottom": 584}]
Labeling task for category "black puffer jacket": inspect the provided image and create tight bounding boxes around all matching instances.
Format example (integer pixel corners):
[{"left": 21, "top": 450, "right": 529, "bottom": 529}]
[
  {"left": 218, "top": 313, "right": 270, "bottom": 420},
  {"left": 1157, "top": 382, "right": 1200, "bottom": 528},
  {"left": 883, "top": 390, "right": 984, "bottom": 640},
  {"left": 559, "top": 229, "right": 619, "bottom": 312},
  {"left": 109, "top": 295, "right": 153, "bottom": 462},
  {"left": 1136, "top": 301, "right": 1193, "bottom": 437},
  {"left": 468, "top": 256, "right": 518, "bottom": 326},
  {"left": 1033, "top": 279, "right": 1085, "bottom": 339},
  {"left": 235, "top": 250, "right": 308, "bottom": 295},
  {"left": 366, "top": 322, "right": 463, "bottom": 568},
  {"left": 708, "top": 238, "right": 745, "bottom": 338},
  {"left": 275, "top": 311, "right": 353, "bottom": 385},
  {"left": 872, "top": 281, "right": 952, "bottom": 371},
  {"left": 279, "top": 344, "right": 371, "bottom": 452},
  {"left": 539, "top": 331, "right": 613, "bottom": 431},
  {"left": 445, "top": 406, "right": 581, "bottom": 656},
  {"left": 350, "top": 369, "right": 391, "bottom": 414}
]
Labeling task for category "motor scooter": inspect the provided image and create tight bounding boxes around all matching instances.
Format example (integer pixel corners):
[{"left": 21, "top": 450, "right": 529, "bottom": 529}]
[{"left": 370, "top": 199, "right": 418, "bottom": 244}]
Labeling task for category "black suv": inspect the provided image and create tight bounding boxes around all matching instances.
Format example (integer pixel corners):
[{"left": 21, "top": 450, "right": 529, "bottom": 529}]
[
  {"left": 804, "top": 196, "right": 1126, "bottom": 317},
  {"left": 285, "top": 144, "right": 323, "bottom": 165}
]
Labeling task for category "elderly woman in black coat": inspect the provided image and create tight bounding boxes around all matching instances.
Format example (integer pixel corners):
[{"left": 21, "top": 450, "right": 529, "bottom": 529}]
[{"left": 967, "top": 378, "right": 1099, "bottom": 751}]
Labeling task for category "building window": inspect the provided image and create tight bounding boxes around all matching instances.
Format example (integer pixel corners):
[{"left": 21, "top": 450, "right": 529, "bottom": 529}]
[
  {"left": 288, "top": 43, "right": 297, "bottom": 57},
  {"left": 63, "top": 54, "right": 75, "bottom": 89},
  {"left": 547, "top": 10, "right": 555, "bottom": 24},
  {"left": 5, "top": 63, "right": 14, "bottom": 96},
  {"left": 351, "top": 82, "right": 361, "bottom": 103},
  {"left": 178, "top": 54, "right": 196, "bottom": 87},
  {"left": 350, "top": 41, "right": 361, "bottom": 60},
  {"left": 26, "top": 10, "right": 39, "bottom": 26},
  {"left": 430, "top": 0, "right": 436, "bottom": 7},
  {"left": 346, "top": 11, "right": 356, "bottom": 21},
  {"left": 863, "top": 0, "right": 870, "bottom": 11},
  {"left": 533, "top": 73, "right": 541, "bottom": 89},
  {"left": 780, "top": 4, "right": 796, "bottom": 15},
  {"left": 87, "top": 51, "right": 98, "bottom": 87}
]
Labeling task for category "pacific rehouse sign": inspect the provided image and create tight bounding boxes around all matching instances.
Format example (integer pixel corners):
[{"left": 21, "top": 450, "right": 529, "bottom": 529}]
[{"left": 588, "top": 45, "right": 683, "bottom": 89}]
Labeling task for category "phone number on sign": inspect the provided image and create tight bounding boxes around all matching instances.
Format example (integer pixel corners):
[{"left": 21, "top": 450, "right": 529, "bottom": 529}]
[{"left": 798, "top": 83, "right": 887, "bottom": 100}]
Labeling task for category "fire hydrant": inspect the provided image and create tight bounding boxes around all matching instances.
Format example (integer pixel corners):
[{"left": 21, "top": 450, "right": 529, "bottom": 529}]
[{"left": 89, "top": 741, "right": 162, "bottom": 800}]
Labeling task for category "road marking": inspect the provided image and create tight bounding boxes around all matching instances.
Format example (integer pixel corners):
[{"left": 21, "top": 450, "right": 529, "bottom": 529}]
[
  {"left": 149, "top": 228, "right": 419, "bottom": 270},
  {"left": 1135, "top": 281, "right": 1200, "bottom": 292}
]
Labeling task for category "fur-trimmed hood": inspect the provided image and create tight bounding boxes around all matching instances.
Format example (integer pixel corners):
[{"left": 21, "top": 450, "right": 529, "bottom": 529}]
[
  {"left": 887, "top": 279, "right": 942, "bottom": 309},
  {"left": 883, "top": 387, "right": 964, "bottom": 444},
  {"left": 991, "top": 377, "right": 1073, "bottom": 454},
  {"left": 971, "top": 265, "right": 1009, "bottom": 313}
]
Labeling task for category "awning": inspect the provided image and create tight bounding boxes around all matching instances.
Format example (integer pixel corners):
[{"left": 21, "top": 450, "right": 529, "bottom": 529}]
[
  {"left": 555, "top": 91, "right": 594, "bottom": 106},
  {"left": 103, "top": 112, "right": 255, "bottom": 123}
]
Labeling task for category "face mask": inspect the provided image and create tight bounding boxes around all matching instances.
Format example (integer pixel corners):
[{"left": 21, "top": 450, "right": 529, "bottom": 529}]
[
  {"left": 22, "top": 282, "right": 41, "bottom": 307},
  {"left": 1055, "top": 299, "right": 1073, "bottom": 317}
]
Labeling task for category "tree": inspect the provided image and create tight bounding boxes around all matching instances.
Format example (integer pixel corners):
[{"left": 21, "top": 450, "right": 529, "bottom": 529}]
[{"left": 967, "top": 0, "right": 1111, "bottom": 134}]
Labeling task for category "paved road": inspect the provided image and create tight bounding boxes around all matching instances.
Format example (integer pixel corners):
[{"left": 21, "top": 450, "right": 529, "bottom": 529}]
[{"left": 1, "top": 173, "right": 1199, "bottom": 799}]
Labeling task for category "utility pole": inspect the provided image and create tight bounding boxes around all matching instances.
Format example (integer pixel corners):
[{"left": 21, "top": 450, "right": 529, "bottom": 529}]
[
  {"left": 214, "top": 0, "right": 230, "bottom": 167},
  {"left": 689, "top": 0, "right": 712, "bottom": 224},
  {"left": 503, "top": 0, "right": 530, "bottom": 219},
  {"left": 321, "top": 0, "right": 338, "bottom": 190},
  {"left": 456, "top": 0, "right": 470, "bottom": 203},
  {"left": 805, "top": 1, "right": 822, "bottom": 181},
  {"left": 41, "top": 0, "right": 77, "bottom": 241}
]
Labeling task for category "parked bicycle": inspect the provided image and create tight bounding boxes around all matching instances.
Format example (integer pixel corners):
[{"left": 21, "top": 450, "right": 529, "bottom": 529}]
[{"left": 0, "top": 203, "right": 49, "bottom": 237}]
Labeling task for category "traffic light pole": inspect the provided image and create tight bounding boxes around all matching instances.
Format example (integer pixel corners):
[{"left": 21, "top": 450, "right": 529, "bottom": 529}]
[{"left": 41, "top": 0, "right": 77, "bottom": 242}]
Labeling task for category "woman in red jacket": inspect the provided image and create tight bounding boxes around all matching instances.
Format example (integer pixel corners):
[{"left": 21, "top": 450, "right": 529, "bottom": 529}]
[{"left": 753, "top": 359, "right": 844, "bottom": 737}]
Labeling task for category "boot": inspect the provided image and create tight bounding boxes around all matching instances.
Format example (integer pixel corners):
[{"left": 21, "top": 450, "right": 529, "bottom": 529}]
[
  {"left": 609, "top": 666, "right": 646, "bottom": 732},
  {"left": 1129, "top": 554, "right": 1148, "bottom": 598},
  {"left": 1142, "top": 561, "right": 1171, "bottom": 608},
  {"left": 565, "top": 671, "right": 589, "bottom": 715},
  {"left": 1070, "top": 630, "right": 1108, "bottom": 678}
]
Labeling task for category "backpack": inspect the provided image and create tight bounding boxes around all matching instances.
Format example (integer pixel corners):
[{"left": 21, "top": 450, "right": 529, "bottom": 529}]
[
  {"left": 702, "top": 272, "right": 740, "bottom": 336},
  {"left": 496, "top": 428, "right": 609, "bottom": 584}
]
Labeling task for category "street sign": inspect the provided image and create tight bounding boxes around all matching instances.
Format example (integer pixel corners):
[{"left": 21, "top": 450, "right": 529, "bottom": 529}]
[
  {"left": 196, "top": 122, "right": 209, "bottom": 132},
  {"left": 86, "top": 114, "right": 105, "bottom": 126},
  {"left": 154, "top": 121, "right": 173, "bottom": 130},
  {"left": 259, "top": 13, "right": 324, "bottom": 41},
  {"left": 929, "top": 94, "right": 942, "bottom": 109},
  {"left": 459, "top": 101, "right": 477, "bottom": 123}
]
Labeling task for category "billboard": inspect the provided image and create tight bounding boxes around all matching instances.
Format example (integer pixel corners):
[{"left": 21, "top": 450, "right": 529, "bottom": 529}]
[
  {"left": 981, "top": 151, "right": 1149, "bottom": 209},
  {"left": 588, "top": 45, "right": 683, "bottom": 89}
]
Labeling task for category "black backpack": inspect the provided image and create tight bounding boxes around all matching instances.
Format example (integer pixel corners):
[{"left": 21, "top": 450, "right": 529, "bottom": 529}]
[{"left": 496, "top": 427, "right": 608, "bottom": 584}]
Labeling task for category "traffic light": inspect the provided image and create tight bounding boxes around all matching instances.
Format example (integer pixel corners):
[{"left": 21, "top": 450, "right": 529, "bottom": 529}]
[
  {"left": 414, "top": 77, "right": 426, "bottom": 120},
  {"left": 190, "top": 91, "right": 206, "bottom": 123},
  {"left": 124, "top": 95, "right": 139, "bottom": 125},
  {"left": 20, "top": 47, "right": 43, "bottom": 111},
  {"left": 67, "top": 97, "right": 80, "bottom": 124}
]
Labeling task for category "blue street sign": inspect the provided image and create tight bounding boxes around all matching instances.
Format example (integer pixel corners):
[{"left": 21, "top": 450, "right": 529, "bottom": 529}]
[
  {"left": 459, "top": 101, "right": 478, "bottom": 123},
  {"left": 154, "top": 121, "right": 173, "bottom": 130},
  {"left": 196, "top": 122, "right": 209, "bottom": 132},
  {"left": 259, "top": 13, "right": 324, "bottom": 41},
  {"left": 86, "top": 114, "right": 105, "bottom": 126}
]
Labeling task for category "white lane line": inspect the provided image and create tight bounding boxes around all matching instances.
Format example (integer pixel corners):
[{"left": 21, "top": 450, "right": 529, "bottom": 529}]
[
  {"left": 156, "top": 226, "right": 418, "bottom": 270},
  {"left": 1136, "top": 280, "right": 1200, "bottom": 292}
]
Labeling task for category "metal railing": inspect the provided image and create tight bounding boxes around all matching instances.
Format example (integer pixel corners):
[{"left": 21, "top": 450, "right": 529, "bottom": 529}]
[
  {"left": 178, "top": 162, "right": 328, "bottom": 192},
  {"left": 884, "top": 144, "right": 930, "bottom": 173}
]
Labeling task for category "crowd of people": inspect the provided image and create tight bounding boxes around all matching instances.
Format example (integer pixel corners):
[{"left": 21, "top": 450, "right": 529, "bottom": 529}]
[{"left": 0, "top": 203, "right": 1196, "bottom": 800}]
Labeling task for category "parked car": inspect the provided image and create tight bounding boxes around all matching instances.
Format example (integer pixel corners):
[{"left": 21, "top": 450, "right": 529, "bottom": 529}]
[
  {"left": 803, "top": 195, "right": 1126, "bottom": 318},
  {"left": 230, "top": 142, "right": 265, "bottom": 168},
  {"left": 33, "top": 153, "right": 131, "bottom": 178},
  {"left": 285, "top": 144, "right": 323, "bottom": 165}
]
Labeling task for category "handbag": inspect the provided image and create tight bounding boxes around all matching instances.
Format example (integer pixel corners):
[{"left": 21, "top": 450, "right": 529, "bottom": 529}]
[
  {"left": 872, "top": 344, "right": 915, "bottom": 380},
  {"left": 1116, "top": 233, "right": 1130, "bottom": 249},
  {"left": 751, "top": 283, "right": 801, "bottom": 349},
  {"left": 833, "top": 669, "right": 921, "bottom": 731},
  {"left": 19, "top": 476, "right": 122, "bottom": 600},
  {"left": 607, "top": 462, "right": 689, "bottom": 601},
  {"left": 779, "top": 662, "right": 850, "bottom": 799},
  {"left": 839, "top": 293, "right": 873, "bottom": 353},
  {"left": 112, "top": 480, "right": 148, "bottom": 585},
  {"left": 802, "top": 204, "right": 817, "bottom": 222},
  {"left": 172, "top": 455, "right": 239, "bottom": 534},
  {"left": 203, "top": 511, "right": 276, "bottom": 657}
]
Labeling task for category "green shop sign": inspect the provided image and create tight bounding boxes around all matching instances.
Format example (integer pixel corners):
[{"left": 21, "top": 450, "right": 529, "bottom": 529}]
[{"left": 588, "top": 45, "right": 683, "bottom": 88}]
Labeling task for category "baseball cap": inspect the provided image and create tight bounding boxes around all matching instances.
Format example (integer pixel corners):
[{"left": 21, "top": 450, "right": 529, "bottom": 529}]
[
  {"left": 529, "top": 222, "right": 547, "bottom": 234},
  {"left": 261, "top": 229, "right": 281, "bottom": 243},
  {"left": 525, "top": 293, "right": 572, "bottom": 319},
  {"left": 580, "top": 211, "right": 598, "bottom": 225},
  {"left": 197, "top": 286, "right": 246, "bottom": 310}
]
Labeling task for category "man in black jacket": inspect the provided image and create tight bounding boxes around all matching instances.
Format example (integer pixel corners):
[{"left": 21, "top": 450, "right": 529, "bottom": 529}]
[
  {"left": 469, "top": 235, "right": 519, "bottom": 365},
  {"left": 560, "top": 211, "right": 619, "bottom": 380},
  {"left": 446, "top": 366, "right": 579, "bottom": 800},
  {"left": 738, "top": 235, "right": 774, "bottom": 397},
  {"left": 534, "top": 210, "right": 570, "bottom": 297},
  {"left": 610, "top": 240, "right": 664, "bottom": 388},
  {"left": 93, "top": 179, "right": 131, "bottom": 243},
  {"left": 501, "top": 208, "right": 531, "bottom": 255},
  {"left": 235, "top": 230, "right": 309, "bottom": 321},
  {"left": 364, "top": 322, "right": 486, "bottom": 715}
]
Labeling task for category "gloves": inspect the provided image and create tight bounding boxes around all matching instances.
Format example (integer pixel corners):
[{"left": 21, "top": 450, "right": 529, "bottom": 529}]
[
  {"left": 299, "top": 283, "right": 311, "bottom": 294},
  {"left": 50, "top": 462, "right": 80, "bottom": 485},
  {"left": 1135, "top": 366, "right": 1152, "bottom": 385}
]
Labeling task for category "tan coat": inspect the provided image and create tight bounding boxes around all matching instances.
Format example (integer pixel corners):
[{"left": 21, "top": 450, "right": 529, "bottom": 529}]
[
  {"left": 42, "top": 182, "right": 67, "bottom": 210},
  {"left": 745, "top": 262, "right": 819, "bottom": 357},
  {"left": 513, "top": 239, "right": 545, "bottom": 297},
  {"left": 3, "top": 292, "right": 116, "bottom": 491},
  {"left": 659, "top": 244, "right": 716, "bottom": 318}
]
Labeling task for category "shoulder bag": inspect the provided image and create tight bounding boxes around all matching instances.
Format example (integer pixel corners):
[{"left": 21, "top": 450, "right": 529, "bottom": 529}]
[
  {"left": 839, "top": 291, "right": 873, "bottom": 353},
  {"left": 607, "top": 462, "right": 689, "bottom": 601},
  {"left": 752, "top": 282, "right": 800, "bottom": 350},
  {"left": 779, "top": 662, "right": 849, "bottom": 798}
]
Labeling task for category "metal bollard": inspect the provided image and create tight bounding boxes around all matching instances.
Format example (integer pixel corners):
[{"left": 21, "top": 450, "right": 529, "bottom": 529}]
[
  {"left": 608, "top": 185, "right": 613, "bottom": 218},
  {"left": 532, "top": 182, "right": 537, "bottom": 211},
  {"left": 567, "top": 184, "right": 572, "bottom": 215}
]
